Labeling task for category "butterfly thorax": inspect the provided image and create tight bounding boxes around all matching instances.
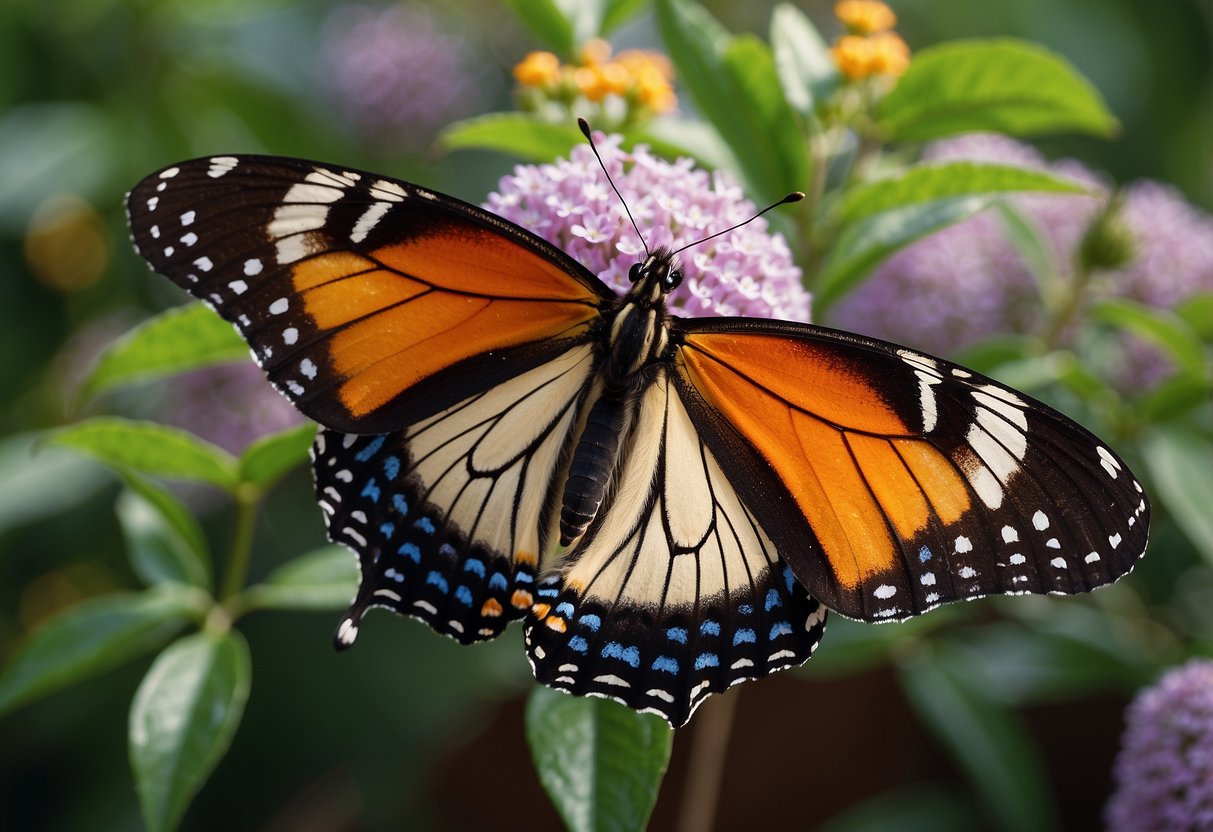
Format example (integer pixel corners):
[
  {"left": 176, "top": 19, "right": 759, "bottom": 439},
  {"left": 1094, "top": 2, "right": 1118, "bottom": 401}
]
[{"left": 559, "top": 249, "right": 680, "bottom": 546}]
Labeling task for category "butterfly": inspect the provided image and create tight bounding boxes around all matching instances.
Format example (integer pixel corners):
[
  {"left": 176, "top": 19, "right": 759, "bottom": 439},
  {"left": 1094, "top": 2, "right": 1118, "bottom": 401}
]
[{"left": 126, "top": 145, "right": 1149, "bottom": 727}]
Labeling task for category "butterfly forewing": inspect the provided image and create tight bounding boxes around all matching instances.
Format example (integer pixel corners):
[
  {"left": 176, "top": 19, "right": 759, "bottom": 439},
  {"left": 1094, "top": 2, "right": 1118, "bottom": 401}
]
[
  {"left": 126, "top": 156, "right": 610, "bottom": 435},
  {"left": 673, "top": 319, "right": 1150, "bottom": 623}
]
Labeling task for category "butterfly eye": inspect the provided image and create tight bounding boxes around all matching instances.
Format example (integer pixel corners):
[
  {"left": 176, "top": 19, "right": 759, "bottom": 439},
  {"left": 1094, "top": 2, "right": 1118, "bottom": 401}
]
[
  {"left": 666, "top": 268, "right": 683, "bottom": 290},
  {"left": 628, "top": 262, "right": 643, "bottom": 283}
]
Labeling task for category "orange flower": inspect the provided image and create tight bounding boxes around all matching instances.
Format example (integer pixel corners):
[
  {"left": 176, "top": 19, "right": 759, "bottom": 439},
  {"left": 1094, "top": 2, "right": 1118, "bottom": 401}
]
[
  {"left": 868, "top": 31, "right": 910, "bottom": 77},
  {"left": 513, "top": 50, "right": 560, "bottom": 87},
  {"left": 835, "top": 0, "right": 897, "bottom": 35},
  {"left": 830, "top": 31, "right": 910, "bottom": 79}
]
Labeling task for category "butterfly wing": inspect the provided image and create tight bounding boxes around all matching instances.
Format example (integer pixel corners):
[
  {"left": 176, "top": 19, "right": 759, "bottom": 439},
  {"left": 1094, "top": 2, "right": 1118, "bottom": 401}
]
[
  {"left": 670, "top": 319, "right": 1149, "bottom": 622},
  {"left": 127, "top": 156, "right": 614, "bottom": 642},
  {"left": 126, "top": 156, "right": 612, "bottom": 434},
  {"left": 525, "top": 368, "right": 827, "bottom": 727}
]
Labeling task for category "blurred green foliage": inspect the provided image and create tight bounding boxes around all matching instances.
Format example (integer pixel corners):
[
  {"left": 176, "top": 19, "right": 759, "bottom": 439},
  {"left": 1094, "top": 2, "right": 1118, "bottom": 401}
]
[{"left": 1, "top": 1, "right": 1211, "bottom": 831}]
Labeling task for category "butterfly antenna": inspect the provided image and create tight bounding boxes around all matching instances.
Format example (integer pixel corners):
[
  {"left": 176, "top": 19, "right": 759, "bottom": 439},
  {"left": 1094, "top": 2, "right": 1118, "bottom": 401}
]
[
  {"left": 672, "top": 191, "right": 804, "bottom": 257},
  {"left": 578, "top": 117, "right": 649, "bottom": 257}
]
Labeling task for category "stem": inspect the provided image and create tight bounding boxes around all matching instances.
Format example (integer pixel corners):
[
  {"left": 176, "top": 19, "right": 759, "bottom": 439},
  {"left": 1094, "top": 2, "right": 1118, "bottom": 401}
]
[
  {"left": 675, "top": 689, "right": 740, "bottom": 832},
  {"left": 220, "top": 484, "right": 261, "bottom": 603},
  {"left": 1040, "top": 259, "right": 1094, "bottom": 350}
]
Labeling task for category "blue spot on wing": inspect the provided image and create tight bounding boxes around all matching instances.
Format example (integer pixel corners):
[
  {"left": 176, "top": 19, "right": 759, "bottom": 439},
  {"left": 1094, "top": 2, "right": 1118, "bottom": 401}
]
[
  {"left": 700, "top": 620, "right": 721, "bottom": 637},
  {"left": 463, "top": 558, "right": 485, "bottom": 577},
  {"left": 489, "top": 573, "right": 508, "bottom": 591},
  {"left": 398, "top": 542, "right": 421, "bottom": 563},
  {"left": 379, "top": 522, "right": 395, "bottom": 539},
  {"left": 579, "top": 614, "right": 601, "bottom": 632},
  {"left": 694, "top": 652, "right": 719, "bottom": 670},
  {"left": 426, "top": 572, "right": 449, "bottom": 593},
  {"left": 568, "top": 636, "right": 588, "bottom": 653},
  {"left": 652, "top": 656, "right": 679, "bottom": 674},
  {"left": 355, "top": 435, "right": 386, "bottom": 462},
  {"left": 555, "top": 602, "right": 575, "bottom": 618},
  {"left": 360, "top": 479, "right": 381, "bottom": 503},
  {"left": 765, "top": 588, "right": 782, "bottom": 611},
  {"left": 666, "top": 627, "right": 688, "bottom": 644},
  {"left": 733, "top": 628, "right": 757, "bottom": 646},
  {"left": 769, "top": 621, "right": 793, "bottom": 639},
  {"left": 414, "top": 517, "right": 435, "bottom": 534},
  {"left": 383, "top": 455, "right": 401, "bottom": 480},
  {"left": 392, "top": 494, "right": 409, "bottom": 515},
  {"left": 601, "top": 642, "right": 641, "bottom": 668},
  {"left": 919, "top": 546, "right": 933, "bottom": 562},
  {"left": 454, "top": 585, "right": 473, "bottom": 606}
]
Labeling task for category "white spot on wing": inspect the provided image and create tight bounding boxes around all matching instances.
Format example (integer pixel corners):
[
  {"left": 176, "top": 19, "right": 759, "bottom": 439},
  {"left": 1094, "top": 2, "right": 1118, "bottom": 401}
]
[
  {"left": 1033, "top": 511, "right": 1050, "bottom": 531},
  {"left": 874, "top": 584, "right": 897, "bottom": 599},
  {"left": 244, "top": 258, "right": 263, "bottom": 276},
  {"left": 283, "top": 327, "right": 299, "bottom": 345},
  {"left": 228, "top": 280, "right": 248, "bottom": 294},
  {"left": 269, "top": 297, "right": 289, "bottom": 315},
  {"left": 180, "top": 210, "right": 195, "bottom": 226},
  {"left": 351, "top": 201, "right": 392, "bottom": 243}
]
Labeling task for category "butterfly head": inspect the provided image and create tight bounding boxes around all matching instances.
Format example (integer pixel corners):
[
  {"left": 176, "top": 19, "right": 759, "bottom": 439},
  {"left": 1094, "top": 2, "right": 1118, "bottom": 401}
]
[{"left": 627, "top": 247, "right": 682, "bottom": 304}]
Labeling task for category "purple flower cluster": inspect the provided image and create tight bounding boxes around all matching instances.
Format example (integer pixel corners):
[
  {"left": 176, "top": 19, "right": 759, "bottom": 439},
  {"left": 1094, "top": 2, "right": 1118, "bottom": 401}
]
[
  {"left": 1106, "top": 659, "right": 1213, "bottom": 831},
  {"left": 829, "top": 133, "right": 1213, "bottom": 390},
  {"left": 164, "top": 363, "right": 304, "bottom": 455},
  {"left": 830, "top": 133, "right": 1103, "bottom": 356},
  {"left": 321, "top": 4, "right": 479, "bottom": 149},
  {"left": 483, "top": 135, "right": 811, "bottom": 321}
]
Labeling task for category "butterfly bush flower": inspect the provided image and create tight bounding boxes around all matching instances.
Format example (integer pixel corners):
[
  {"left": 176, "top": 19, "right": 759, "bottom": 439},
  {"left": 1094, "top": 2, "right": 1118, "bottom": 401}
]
[
  {"left": 1106, "top": 659, "right": 1213, "bottom": 831},
  {"left": 830, "top": 133, "right": 1213, "bottom": 389},
  {"left": 164, "top": 363, "right": 304, "bottom": 455},
  {"left": 321, "top": 4, "right": 478, "bottom": 149},
  {"left": 483, "top": 135, "right": 810, "bottom": 321}
]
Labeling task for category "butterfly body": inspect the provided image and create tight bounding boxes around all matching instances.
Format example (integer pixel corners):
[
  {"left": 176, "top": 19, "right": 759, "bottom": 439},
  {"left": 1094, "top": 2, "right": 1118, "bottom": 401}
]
[{"left": 126, "top": 154, "right": 1149, "bottom": 727}]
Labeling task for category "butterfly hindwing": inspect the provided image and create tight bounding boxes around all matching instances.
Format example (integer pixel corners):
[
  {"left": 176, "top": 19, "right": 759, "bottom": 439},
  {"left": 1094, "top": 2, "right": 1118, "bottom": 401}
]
[
  {"left": 673, "top": 319, "right": 1150, "bottom": 623},
  {"left": 126, "top": 156, "right": 611, "bottom": 435},
  {"left": 525, "top": 369, "right": 827, "bottom": 726},
  {"left": 320, "top": 343, "right": 598, "bottom": 645}
]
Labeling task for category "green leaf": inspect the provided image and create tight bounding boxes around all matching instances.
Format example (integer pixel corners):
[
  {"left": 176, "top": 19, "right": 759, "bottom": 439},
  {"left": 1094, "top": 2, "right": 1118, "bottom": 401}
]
[
  {"left": 77, "top": 304, "right": 248, "bottom": 405},
  {"left": 0, "top": 587, "right": 201, "bottom": 716},
  {"left": 1177, "top": 293, "right": 1213, "bottom": 340},
  {"left": 656, "top": 0, "right": 809, "bottom": 201},
  {"left": 440, "top": 113, "right": 585, "bottom": 162},
  {"left": 1089, "top": 298, "right": 1209, "bottom": 380},
  {"left": 44, "top": 417, "right": 240, "bottom": 490},
  {"left": 815, "top": 195, "right": 996, "bottom": 313},
  {"left": 237, "top": 545, "right": 357, "bottom": 613},
  {"left": 237, "top": 423, "right": 314, "bottom": 488},
  {"left": 1141, "top": 426, "right": 1213, "bottom": 566},
  {"left": 628, "top": 117, "right": 741, "bottom": 175},
  {"left": 118, "top": 474, "right": 212, "bottom": 590},
  {"left": 502, "top": 0, "right": 575, "bottom": 56},
  {"left": 130, "top": 631, "right": 251, "bottom": 832},
  {"left": 815, "top": 783, "right": 978, "bottom": 832},
  {"left": 526, "top": 686, "right": 672, "bottom": 832},
  {"left": 836, "top": 162, "right": 1091, "bottom": 226},
  {"left": 720, "top": 35, "right": 812, "bottom": 199},
  {"left": 898, "top": 649, "right": 1057, "bottom": 832},
  {"left": 770, "top": 3, "right": 839, "bottom": 118},
  {"left": 1138, "top": 374, "right": 1213, "bottom": 423},
  {"left": 875, "top": 39, "right": 1118, "bottom": 142},
  {"left": 0, "top": 432, "right": 111, "bottom": 533},
  {"left": 599, "top": 0, "right": 647, "bottom": 35}
]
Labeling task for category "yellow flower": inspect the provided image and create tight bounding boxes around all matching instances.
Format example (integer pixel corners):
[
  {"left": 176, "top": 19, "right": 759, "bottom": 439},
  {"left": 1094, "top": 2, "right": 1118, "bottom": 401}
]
[
  {"left": 835, "top": 0, "right": 897, "bottom": 35},
  {"left": 513, "top": 50, "right": 561, "bottom": 87},
  {"left": 830, "top": 31, "right": 910, "bottom": 79},
  {"left": 868, "top": 31, "right": 910, "bottom": 77},
  {"left": 830, "top": 34, "right": 875, "bottom": 79},
  {"left": 580, "top": 38, "right": 612, "bottom": 66}
]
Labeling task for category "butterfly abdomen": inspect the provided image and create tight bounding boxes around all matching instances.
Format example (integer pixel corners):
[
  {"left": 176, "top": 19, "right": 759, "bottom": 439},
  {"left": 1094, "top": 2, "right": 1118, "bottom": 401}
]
[{"left": 560, "top": 394, "right": 630, "bottom": 545}]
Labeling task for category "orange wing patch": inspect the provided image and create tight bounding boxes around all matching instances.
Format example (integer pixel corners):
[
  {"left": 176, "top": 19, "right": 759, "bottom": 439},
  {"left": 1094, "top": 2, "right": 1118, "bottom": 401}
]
[
  {"left": 679, "top": 332, "right": 971, "bottom": 590},
  {"left": 285, "top": 230, "right": 600, "bottom": 420},
  {"left": 372, "top": 225, "right": 602, "bottom": 302}
]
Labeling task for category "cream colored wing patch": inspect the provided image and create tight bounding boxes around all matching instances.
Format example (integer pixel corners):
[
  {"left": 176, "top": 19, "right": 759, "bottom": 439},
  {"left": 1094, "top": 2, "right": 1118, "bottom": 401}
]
[
  {"left": 320, "top": 343, "right": 595, "bottom": 645},
  {"left": 524, "top": 369, "right": 827, "bottom": 727}
]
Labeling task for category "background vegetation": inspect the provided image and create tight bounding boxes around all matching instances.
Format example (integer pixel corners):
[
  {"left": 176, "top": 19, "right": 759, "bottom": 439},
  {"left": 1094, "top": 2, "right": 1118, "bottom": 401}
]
[{"left": 1, "top": 0, "right": 1210, "bottom": 830}]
